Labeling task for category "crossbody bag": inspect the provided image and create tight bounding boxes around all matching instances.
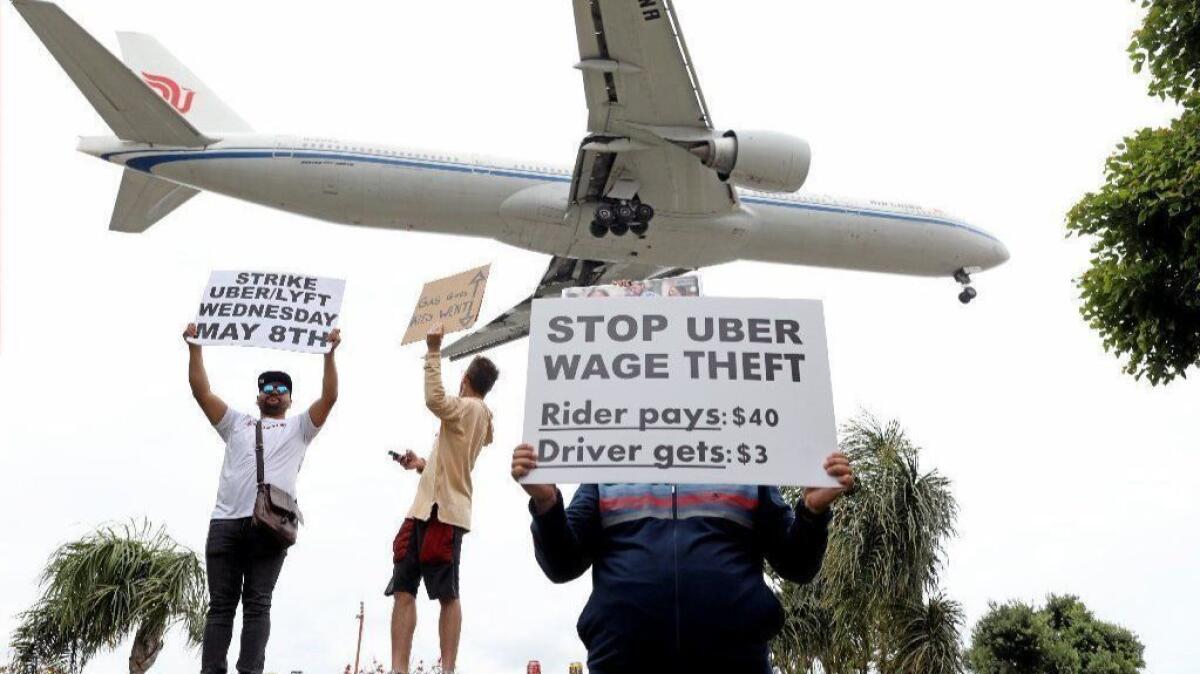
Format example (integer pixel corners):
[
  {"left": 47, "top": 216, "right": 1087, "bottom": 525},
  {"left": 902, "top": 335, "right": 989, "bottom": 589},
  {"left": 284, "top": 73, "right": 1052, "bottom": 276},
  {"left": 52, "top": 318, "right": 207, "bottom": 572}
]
[{"left": 252, "top": 419, "right": 303, "bottom": 547}]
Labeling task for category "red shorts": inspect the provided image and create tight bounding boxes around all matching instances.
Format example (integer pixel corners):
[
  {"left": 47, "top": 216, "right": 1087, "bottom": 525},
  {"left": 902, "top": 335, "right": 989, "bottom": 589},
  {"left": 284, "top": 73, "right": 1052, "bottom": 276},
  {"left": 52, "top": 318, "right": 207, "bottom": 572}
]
[{"left": 384, "top": 506, "right": 464, "bottom": 600}]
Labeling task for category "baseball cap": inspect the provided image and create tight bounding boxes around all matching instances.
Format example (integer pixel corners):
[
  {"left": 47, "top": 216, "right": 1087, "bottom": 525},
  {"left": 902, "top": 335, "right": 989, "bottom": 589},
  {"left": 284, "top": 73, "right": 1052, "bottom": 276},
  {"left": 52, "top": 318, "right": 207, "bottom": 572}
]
[{"left": 257, "top": 371, "right": 293, "bottom": 392}]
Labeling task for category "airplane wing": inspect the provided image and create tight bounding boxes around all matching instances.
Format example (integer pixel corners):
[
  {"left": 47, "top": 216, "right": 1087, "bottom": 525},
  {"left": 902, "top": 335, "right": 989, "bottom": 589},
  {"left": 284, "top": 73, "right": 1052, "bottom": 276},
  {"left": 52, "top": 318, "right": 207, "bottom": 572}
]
[
  {"left": 442, "top": 255, "right": 690, "bottom": 360},
  {"left": 570, "top": 0, "right": 737, "bottom": 216}
]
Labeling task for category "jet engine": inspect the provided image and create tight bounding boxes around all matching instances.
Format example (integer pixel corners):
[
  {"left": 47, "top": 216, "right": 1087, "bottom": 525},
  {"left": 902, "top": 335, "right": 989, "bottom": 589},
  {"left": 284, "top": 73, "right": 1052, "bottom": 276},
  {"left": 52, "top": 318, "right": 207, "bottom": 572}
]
[{"left": 689, "top": 130, "right": 812, "bottom": 193}]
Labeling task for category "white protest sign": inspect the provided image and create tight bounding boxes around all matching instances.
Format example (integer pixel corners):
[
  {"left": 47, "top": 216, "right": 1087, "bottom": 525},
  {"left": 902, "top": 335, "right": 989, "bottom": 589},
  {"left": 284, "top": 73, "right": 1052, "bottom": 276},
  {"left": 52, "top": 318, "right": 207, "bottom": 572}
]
[
  {"left": 522, "top": 297, "right": 839, "bottom": 487},
  {"left": 189, "top": 271, "right": 346, "bottom": 353}
]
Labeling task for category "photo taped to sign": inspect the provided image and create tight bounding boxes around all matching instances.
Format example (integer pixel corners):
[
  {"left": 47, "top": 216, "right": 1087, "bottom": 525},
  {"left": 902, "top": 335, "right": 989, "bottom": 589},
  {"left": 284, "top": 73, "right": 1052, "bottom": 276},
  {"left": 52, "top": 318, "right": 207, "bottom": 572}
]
[
  {"left": 188, "top": 270, "right": 346, "bottom": 354},
  {"left": 561, "top": 275, "right": 701, "bottom": 299}
]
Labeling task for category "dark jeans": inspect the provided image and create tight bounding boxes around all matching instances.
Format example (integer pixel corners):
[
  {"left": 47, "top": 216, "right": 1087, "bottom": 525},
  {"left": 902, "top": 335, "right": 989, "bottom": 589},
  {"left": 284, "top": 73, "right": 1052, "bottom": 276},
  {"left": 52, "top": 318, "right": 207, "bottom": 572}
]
[{"left": 200, "top": 518, "right": 288, "bottom": 674}]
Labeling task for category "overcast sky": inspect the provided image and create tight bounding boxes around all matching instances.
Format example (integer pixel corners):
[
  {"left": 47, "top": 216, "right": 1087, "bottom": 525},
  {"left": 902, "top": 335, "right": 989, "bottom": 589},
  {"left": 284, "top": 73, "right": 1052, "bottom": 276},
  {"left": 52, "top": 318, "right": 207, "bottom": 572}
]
[{"left": 2, "top": 1, "right": 1196, "bottom": 672}]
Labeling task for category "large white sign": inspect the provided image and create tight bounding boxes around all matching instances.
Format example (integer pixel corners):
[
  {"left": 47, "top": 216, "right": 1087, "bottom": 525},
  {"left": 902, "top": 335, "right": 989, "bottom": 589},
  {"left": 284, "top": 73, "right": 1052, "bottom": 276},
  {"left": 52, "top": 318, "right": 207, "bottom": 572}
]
[
  {"left": 188, "top": 271, "right": 346, "bottom": 353},
  {"left": 521, "top": 297, "right": 839, "bottom": 487}
]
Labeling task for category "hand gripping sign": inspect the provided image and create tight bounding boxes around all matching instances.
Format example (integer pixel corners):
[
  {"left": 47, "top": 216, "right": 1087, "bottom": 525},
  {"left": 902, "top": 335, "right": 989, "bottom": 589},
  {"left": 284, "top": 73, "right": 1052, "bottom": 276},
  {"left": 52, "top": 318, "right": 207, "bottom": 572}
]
[
  {"left": 188, "top": 271, "right": 346, "bottom": 354},
  {"left": 521, "top": 296, "right": 839, "bottom": 487}
]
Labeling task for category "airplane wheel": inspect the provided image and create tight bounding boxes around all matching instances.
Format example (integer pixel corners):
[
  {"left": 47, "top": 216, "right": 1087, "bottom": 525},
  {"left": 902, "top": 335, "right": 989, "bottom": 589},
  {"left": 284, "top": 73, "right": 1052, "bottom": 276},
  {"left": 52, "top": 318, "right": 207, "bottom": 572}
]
[
  {"left": 958, "top": 287, "right": 977, "bottom": 304},
  {"left": 615, "top": 203, "right": 635, "bottom": 224},
  {"left": 630, "top": 222, "right": 649, "bottom": 237},
  {"left": 610, "top": 221, "right": 629, "bottom": 236},
  {"left": 589, "top": 220, "right": 608, "bottom": 238},
  {"left": 635, "top": 203, "right": 655, "bottom": 223},
  {"left": 595, "top": 205, "right": 616, "bottom": 225}
]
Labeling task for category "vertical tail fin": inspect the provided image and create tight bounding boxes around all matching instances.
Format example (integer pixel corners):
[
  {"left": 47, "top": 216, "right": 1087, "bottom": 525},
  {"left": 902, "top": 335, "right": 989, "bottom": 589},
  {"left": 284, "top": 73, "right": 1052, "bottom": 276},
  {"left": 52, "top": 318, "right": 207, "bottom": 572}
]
[
  {"left": 12, "top": 0, "right": 211, "bottom": 146},
  {"left": 116, "top": 32, "right": 253, "bottom": 135}
]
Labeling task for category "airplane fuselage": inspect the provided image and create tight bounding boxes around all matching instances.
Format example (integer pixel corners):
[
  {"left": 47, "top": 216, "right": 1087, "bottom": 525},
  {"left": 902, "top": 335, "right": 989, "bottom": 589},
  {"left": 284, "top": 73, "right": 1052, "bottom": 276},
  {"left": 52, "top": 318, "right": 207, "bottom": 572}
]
[{"left": 81, "top": 133, "right": 1008, "bottom": 275}]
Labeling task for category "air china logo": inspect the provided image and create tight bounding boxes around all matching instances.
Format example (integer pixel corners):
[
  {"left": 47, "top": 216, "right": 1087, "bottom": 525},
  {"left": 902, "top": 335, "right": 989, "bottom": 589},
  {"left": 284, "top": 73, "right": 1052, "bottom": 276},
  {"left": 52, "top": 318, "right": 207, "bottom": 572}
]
[{"left": 141, "top": 72, "right": 195, "bottom": 114}]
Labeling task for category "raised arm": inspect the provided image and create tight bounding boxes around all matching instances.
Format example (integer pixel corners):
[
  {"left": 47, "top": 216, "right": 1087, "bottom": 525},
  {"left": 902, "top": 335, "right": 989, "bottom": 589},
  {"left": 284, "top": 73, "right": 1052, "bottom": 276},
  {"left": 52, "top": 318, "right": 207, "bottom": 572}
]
[
  {"left": 756, "top": 486, "right": 832, "bottom": 584},
  {"left": 184, "top": 324, "right": 228, "bottom": 426},
  {"left": 423, "top": 324, "right": 463, "bottom": 421},
  {"left": 530, "top": 486, "right": 601, "bottom": 583},
  {"left": 511, "top": 443, "right": 599, "bottom": 582},
  {"left": 307, "top": 328, "right": 341, "bottom": 427},
  {"left": 758, "top": 452, "right": 855, "bottom": 583}
]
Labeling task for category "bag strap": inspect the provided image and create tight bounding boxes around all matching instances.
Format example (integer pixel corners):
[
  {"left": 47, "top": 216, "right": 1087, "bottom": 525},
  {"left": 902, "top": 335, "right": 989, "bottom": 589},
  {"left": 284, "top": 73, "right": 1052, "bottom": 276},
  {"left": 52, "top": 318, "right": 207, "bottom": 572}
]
[{"left": 255, "top": 419, "right": 265, "bottom": 486}]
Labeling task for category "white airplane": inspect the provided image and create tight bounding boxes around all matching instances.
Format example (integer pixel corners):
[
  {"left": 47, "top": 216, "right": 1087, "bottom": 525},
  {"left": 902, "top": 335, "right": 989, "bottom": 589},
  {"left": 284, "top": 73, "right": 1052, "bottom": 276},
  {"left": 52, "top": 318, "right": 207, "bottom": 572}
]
[{"left": 12, "top": 0, "right": 1008, "bottom": 358}]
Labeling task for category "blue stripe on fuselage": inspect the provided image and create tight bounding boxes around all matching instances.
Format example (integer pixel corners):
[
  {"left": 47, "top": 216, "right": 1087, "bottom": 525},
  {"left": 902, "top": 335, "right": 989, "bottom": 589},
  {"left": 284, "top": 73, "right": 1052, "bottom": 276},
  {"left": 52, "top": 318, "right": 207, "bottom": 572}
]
[
  {"left": 104, "top": 147, "right": 996, "bottom": 242},
  {"left": 741, "top": 196, "right": 999, "bottom": 242},
  {"left": 114, "top": 147, "right": 574, "bottom": 184}
]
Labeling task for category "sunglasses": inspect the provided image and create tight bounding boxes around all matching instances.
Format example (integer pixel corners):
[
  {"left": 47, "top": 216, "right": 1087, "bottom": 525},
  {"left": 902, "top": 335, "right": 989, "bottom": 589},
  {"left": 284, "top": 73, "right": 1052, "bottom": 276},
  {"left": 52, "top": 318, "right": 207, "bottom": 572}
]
[{"left": 260, "top": 384, "right": 290, "bottom": 395}]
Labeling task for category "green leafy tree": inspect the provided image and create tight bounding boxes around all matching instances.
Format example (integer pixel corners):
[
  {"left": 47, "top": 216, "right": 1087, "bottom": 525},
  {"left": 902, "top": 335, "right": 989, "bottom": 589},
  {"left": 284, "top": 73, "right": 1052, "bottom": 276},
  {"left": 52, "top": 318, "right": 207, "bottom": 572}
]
[
  {"left": 1128, "top": 0, "right": 1200, "bottom": 102},
  {"left": 770, "top": 414, "right": 964, "bottom": 674},
  {"left": 7, "top": 522, "right": 206, "bottom": 674},
  {"left": 966, "top": 594, "right": 1145, "bottom": 674},
  {"left": 1066, "top": 1, "right": 1200, "bottom": 384}
]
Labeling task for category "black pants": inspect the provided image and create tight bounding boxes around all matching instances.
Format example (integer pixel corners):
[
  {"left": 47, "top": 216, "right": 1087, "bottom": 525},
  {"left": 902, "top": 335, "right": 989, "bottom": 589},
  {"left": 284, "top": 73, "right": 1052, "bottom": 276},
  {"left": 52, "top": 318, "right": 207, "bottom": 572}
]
[{"left": 200, "top": 518, "right": 288, "bottom": 674}]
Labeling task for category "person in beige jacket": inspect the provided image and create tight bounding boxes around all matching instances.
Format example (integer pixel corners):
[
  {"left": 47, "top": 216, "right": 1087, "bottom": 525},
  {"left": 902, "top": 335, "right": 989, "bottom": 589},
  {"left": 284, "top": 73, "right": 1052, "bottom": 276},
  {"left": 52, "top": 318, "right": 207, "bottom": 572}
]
[{"left": 386, "top": 324, "right": 498, "bottom": 674}]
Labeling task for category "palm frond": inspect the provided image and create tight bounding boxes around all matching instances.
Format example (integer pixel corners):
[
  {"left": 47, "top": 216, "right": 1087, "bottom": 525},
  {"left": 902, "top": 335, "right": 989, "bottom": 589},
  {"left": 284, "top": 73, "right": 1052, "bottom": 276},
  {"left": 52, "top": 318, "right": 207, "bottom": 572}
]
[
  {"left": 7, "top": 521, "right": 206, "bottom": 674},
  {"left": 774, "top": 413, "right": 963, "bottom": 674},
  {"left": 890, "top": 593, "right": 965, "bottom": 674}
]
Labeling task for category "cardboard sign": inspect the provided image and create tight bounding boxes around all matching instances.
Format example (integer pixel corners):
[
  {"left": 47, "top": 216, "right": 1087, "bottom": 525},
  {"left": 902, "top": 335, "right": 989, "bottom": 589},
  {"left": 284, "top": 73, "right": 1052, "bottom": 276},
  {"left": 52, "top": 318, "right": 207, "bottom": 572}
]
[
  {"left": 403, "top": 264, "right": 491, "bottom": 345},
  {"left": 521, "top": 297, "right": 839, "bottom": 487},
  {"left": 189, "top": 271, "right": 346, "bottom": 354}
]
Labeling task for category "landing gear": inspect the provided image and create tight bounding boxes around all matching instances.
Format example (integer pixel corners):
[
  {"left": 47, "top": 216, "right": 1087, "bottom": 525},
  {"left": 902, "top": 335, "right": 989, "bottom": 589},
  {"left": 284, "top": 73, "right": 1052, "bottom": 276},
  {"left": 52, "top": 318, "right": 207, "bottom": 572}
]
[
  {"left": 630, "top": 204, "right": 654, "bottom": 236},
  {"left": 615, "top": 202, "right": 635, "bottom": 224},
  {"left": 589, "top": 204, "right": 615, "bottom": 238},
  {"left": 595, "top": 204, "right": 615, "bottom": 226},
  {"left": 954, "top": 267, "right": 978, "bottom": 304},
  {"left": 589, "top": 198, "right": 655, "bottom": 238}
]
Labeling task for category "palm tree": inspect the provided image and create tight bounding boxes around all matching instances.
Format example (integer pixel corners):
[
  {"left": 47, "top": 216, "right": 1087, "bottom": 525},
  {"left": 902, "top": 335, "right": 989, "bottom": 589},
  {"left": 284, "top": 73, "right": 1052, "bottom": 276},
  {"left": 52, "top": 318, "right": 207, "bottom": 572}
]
[
  {"left": 771, "top": 414, "right": 964, "bottom": 674},
  {"left": 889, "top": 593, "right": 965, "bottom": 674},
  {"left": 8, "top": 522, "right": 206, "bottom": 674}
]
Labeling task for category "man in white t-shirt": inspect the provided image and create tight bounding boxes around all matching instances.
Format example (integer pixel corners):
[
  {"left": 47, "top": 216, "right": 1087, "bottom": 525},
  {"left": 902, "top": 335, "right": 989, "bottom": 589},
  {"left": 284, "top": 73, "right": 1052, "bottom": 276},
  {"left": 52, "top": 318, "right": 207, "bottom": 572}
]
[{"left": 183, "top": 323, "right": 341, "bottom": 674}]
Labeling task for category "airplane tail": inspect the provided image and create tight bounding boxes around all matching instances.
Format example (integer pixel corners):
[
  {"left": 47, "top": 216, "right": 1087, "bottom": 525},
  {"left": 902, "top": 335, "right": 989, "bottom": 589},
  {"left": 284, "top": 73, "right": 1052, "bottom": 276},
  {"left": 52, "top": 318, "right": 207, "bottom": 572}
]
[
  {"left": 110, "top": 168, "right": 199, "bottom": 233},
  {"left": 12, "top": 1, "right": 258, "bottom": 231},
  {"left": 116, "top": 32, "right": 253, "bottom": 135},
  {"left": 11, "top": 0, "right": 213, "bottom": 147}
]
